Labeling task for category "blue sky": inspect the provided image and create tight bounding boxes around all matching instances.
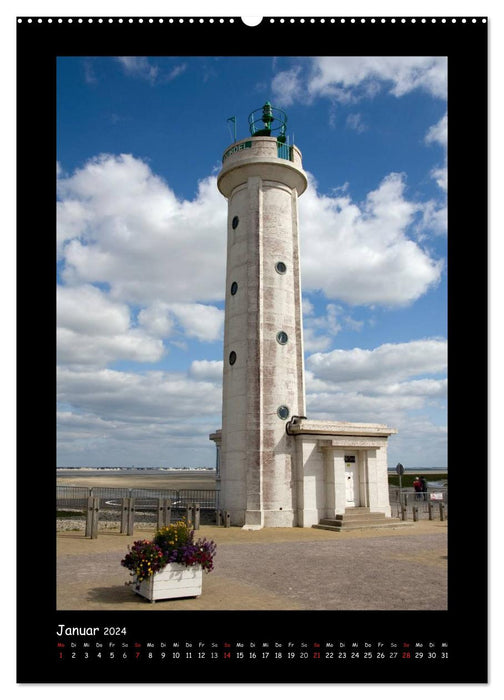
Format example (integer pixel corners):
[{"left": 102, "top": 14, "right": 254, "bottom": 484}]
[{"left": 57, "top": 54, "right": 448, "bottom": 469}]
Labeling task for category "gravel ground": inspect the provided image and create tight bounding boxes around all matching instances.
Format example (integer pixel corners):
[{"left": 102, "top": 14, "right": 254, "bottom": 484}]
[
  {"left": 57, "top": 516, "right": 150, "bottom": 532},
  {"left": 57, "top": 521, "right": 447, "bottom": 611},
  {"left": 56, "top": 510, "right": 216, "bottom": 532},
  {"left": 213, "top": 535, "right": 447, "bottom": 610}
]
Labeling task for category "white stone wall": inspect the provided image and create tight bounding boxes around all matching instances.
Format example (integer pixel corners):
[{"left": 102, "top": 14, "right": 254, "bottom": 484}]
[
  {"left": 291, "top": 422, "right": 395, "bottom": 526},
  {"left": 373, "top": 444, "right": 392, "bottom": 516},
  {"left": 294, "top": 438, "right": 321, "bottom": 527}
]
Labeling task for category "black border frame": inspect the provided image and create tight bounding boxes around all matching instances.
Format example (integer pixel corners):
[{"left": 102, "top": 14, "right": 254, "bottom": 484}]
[{"left": 17, "top": 16, "right": 488, "bottom": 684}]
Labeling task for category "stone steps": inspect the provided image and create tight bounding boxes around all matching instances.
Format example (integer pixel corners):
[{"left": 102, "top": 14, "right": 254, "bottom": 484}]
[{"left": 312, "top": 508, "right": 412, "bottom": 531}]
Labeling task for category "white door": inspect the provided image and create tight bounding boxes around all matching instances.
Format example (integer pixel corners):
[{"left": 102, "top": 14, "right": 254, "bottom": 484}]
[{"left": 345, "top": 456, "right": 359, "bottom": 506}]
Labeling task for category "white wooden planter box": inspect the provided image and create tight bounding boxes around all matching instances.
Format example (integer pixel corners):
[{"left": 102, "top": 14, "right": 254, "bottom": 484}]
[{"left": 134, "top": 563, "right": 203, "bottom": 602}]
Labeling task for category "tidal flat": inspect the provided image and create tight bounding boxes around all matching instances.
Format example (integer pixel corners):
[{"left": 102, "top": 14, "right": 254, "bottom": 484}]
[{"left": 57, "top": 469, "right": 217, "bottom": 492}]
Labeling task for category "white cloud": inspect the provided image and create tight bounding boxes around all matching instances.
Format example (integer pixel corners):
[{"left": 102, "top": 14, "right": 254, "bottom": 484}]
[
  {"left": 57, "top": 408, "right": 219, "bottom": 467},
  {"left": 57, "top": 284, "right": 165, "bottom": 367},
  {"left": 56, "top": 283, "right": 224, "bottom": 369},
  {"left": 346, "top": 112, "right": 367, "bottom": 133},
  {"left": 270, "top": 66, "right": 304, "bottom": 107},
  {"left": 271, "top": 57, "right": 447, "bottom": 107},
  {"left": 83, "top": 59, "right": 97, "bottom": 85},
  {"left": 57, "top": 199, "right": 90, "bottom": 253},
  {"left": 189, "top": 360, "right": 223, "bottom": 382},
  {"left": 57, "top": 367, "right": 222, "bottom": 422},
  {"left": 299, "top": 172, "right": 444, "bottom": 305},
  {"left": 138, "top": 302, "right": 224, "bottom": 342},
  {"left": 418, "top": 199, "right": 447, "bottom": 235},
  {"left": 57, "top": 366, "right": 222, "bottom": 465},
  {"left": 302, "top": 297, "right": 314, "bottom": 316},
  {"left": 137, "top": 302, "right": 175, "bottom": 338},
  {"left": 58, "top": 284, "right": 130, "bottom": 336},
  {"left": 304, "top": 339, "right": 447, "bottom": 459},
  {"left": 306, "top": 338, "right": 447, "bottom": 387},
  {"left": 57, "top": 154, "right": 227, "bottom": 305},
  {"left": 387, "top": 416, "right": 447, "bottom": 471},
  {"left": 309, "top": 303, "right": 343, "bottom": 335},
  {"left": 430, "top": 167, "right": 447, "bottom": 193},
  {"left": 425, "top": 113, "right": 447, "bottom": 148},
  {"left": 57, "top": 327, "right": 164, "bottom": 368},
  {"left": 379, "top": 378, "right": 447, "bottom": 398},
  {"left": 306, "top": 390, "right": 426, "bottom": 421},
  {"left": 167, "top": 303, "right": 224, "bottom": 342},
  {"left": 115, "top": 57, "right": 187, "bottom": 85},
  {"left": 302, "top": 303, "right": 364, "bottom": 352},
  {"left": 308, "top": 56, "right": 447, "bottom": 101},
  {"left": 303, "top": 328, "right": 332, "bottom": 353},
  {"left": 166, "top": 64, "right": 187, "bottom": 81},
  {"left": 425, "top": 113, "right": 448, "bottom": 195},
  {"left": 58, "top": 154, "right": 444, "bottom": 310},
  {"left": 116, "top": 56, "right": 159, "bottom": 84}
]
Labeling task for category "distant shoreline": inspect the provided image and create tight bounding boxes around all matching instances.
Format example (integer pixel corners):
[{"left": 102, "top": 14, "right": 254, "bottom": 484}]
[
  {"left": 387, "top": 469, "right": 447, "bottom": 475},
  {"left": 57, "top": 467, "right": 443, "bottom": 473},
  {"left": 56, "top": 467, "right": 216, "bottom": 472}
]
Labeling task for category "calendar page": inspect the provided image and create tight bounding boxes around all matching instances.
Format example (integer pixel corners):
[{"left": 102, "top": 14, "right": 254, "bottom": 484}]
[{"left": 16, "top": 12, "right": 487, "bottom": 684}]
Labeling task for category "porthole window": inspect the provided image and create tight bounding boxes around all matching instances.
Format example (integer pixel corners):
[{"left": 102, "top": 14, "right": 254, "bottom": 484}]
[
  {"left": 275, "top": 261, "right": 287, "bottom": 274},
  {"left": 277, "top": 405, "right": 290, "bottom": 420},
  {"left": 229, "top": 351, "right": 237, "bottom": 365},
  {"left": 230, "top": 281, "right": 238, "bottom": 295},
  {"left": 276, "top": 331, "right": 288, "bottom": 345},
  {"left": 232, "top": 216, "right": 239, "bottom": 229}
]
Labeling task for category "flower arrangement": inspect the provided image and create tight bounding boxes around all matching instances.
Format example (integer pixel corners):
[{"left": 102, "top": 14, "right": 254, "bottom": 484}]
[
  {"left": 121, "top": 520, "right": 216, "bottom": 583},
  {"left": 120, "top": 539, "right": 166, "bottom": 582}
]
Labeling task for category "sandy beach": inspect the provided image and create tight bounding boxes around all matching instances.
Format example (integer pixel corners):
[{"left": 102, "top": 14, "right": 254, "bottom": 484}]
[{"left": 57, "top": 470, "right": 217, "bottom": 491}]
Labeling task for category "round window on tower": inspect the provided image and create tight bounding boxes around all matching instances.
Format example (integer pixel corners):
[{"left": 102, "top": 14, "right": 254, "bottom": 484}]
[
  {"left": 229, "top": 351, "right": 237, "bottom": 365},
  {"left": 232, "top": 216, "right": 239, "bottom": 230},
  {"left": 230, "top": 281, "right": 238, "bottom": 295},
  {"left": 275, "top": 261, "right": 287, "bottom": 274},
  {"left": 277, "top": 405, "right": 290, "bottom": 420},
  {"left": 276, "top": 331, "right": 288, "bottom": 345}
]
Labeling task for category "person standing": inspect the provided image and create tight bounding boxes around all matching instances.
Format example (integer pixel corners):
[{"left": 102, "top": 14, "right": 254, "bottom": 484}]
[
  {"left": 419, "top": 476, "right": 428, "bottom": 501},
  {"left": 413, "top": 476, "right": 422, "bottom": 500}
]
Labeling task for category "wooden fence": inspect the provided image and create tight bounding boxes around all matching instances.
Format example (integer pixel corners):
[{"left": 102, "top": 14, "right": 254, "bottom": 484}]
[
  {"left": 57, "top": 486, "right": 234, "bottom": 538},
  {"left": 81, "top": 497, "right": 214, "bottom": 539}
]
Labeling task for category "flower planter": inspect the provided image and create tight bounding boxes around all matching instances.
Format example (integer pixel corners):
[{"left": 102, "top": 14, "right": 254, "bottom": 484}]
[
  {"left": 134, "top": 563, "right": 203, "bottom": 602},
  {"left": 122, "top": 522, "right": 215, "bottom": 602}
]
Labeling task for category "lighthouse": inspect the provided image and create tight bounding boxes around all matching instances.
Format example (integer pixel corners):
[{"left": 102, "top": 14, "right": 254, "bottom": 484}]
[
  {"left": 211, "top": 103, "right": 396, "bottom": 529},
  {"left": 215, "top": 103, "right": 306, "bottom": 528}
]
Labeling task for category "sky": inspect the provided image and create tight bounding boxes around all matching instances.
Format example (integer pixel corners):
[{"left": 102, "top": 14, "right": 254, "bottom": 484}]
[{"left": 56, "top": 54, "right": 448, "bottom": 470}]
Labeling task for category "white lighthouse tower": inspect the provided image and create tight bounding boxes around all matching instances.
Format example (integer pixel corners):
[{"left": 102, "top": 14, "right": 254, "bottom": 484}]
[
  {"left": 215, "top": 103, "right": 306, "bottom": 528},
  {"left": 211, "top": 103, "right": 396, "bottom": 529}
]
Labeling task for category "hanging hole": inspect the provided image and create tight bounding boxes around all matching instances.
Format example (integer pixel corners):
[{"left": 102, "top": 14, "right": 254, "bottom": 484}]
[{"left": 241, "top": 16, "right": 262, "bottom": 27}]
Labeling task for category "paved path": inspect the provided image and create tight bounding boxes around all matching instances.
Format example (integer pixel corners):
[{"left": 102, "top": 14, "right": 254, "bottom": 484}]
[{"left": 57, "top": 521, "right": 447, "bottom": 611}]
